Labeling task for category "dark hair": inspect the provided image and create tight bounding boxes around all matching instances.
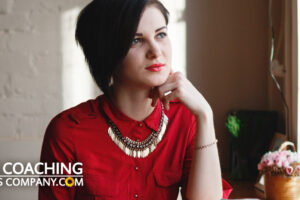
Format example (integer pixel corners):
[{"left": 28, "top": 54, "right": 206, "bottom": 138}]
[{"left": 75, "top": 0, "right": 169, "bottom": 96}]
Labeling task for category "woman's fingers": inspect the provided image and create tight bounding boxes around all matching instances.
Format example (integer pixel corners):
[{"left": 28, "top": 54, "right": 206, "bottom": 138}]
[
  {"left": 151, "top": 71, "right": 189, "bottom": 111},
  {"left": 150, "top": 70, "right": 175, "bottom": 107},
  {"left": 151, "top": 70, "right": 211, "bottom": 116},
  {"left": 157, "top": 82, "right": 177, "bottom": 99},
  {"left": 151, "top": 71, "right": 183, "bottom": 109},
  {"left": 151, "top": 82, "right": 176, "bottom": 108},
  {"left": 161, "top": 90, "right": 178, "bottom": 110},
  {"left": 151, "top": 87, "right": 159, "bottom": 107}
]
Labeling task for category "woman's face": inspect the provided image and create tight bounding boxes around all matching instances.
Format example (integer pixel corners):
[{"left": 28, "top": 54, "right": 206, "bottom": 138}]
[{"left": 116, "top": 5, "right": 172, "bottom": 88}]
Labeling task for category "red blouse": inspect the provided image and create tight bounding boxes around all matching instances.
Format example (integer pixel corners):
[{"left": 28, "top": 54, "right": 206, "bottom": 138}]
[{"left": 39, "top": 95, "right": 232, "bottom": 199}]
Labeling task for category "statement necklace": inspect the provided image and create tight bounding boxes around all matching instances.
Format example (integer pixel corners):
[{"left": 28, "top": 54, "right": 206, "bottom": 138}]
[{"left": 103, "top": 103, "right": 168, "bottom": 158}]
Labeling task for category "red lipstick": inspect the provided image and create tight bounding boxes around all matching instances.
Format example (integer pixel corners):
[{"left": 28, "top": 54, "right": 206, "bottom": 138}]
[{"left": 145, "top": 63, "right": 165, "bottom": 72}]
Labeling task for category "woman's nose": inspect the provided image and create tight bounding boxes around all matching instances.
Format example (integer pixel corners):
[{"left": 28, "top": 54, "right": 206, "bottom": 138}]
[{"left": 146, "top": 41, "right": 162, "bottom": 59}]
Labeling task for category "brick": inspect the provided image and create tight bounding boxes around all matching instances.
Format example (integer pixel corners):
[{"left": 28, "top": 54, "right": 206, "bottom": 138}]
[
  {"left": 29, "top": 12, "right": 59, "bottom": 33},
  {"left": 11, "top": 0, "right": 46, "bottom": 14},
  {"left": 10, "top": 70, "right": 61, "bottom": 98},
  {"left": 0, "top": 0, "right": 14, "bottom": 14},
  {"left": 12, "top": 0, "right": 75, "bottom": 14},
  {"left": 73, "top": 0, "right": 91, "bottom": 8},
  {"left": 0, "top": 73, "right": 12, "bottom": 98},
  {"left": 0, "top": 31, "right": 10, "bottom": 52},
  {"left": 0, "top": 52, "right": 32, "bottom": 75},
  {"left": 39, "top": 1, "right": 67, "bottom": 13},
  {"left": 0, "top": 96, "right": 45, "bottom": 115},
  {"left": 40, "top": 0, "right": 90, "bottom": 12},
  {"left": 0, "top": 13, "right": 31, "bottom": 32},
  {"left": 0, "top": 140, "right": 42, "bottom": 161},
  {"left": 41, "top": 95, "right": 62, "bottom": 115},
  {"left": 0, "top": 115, "right": 19, "bottom": 139},
  {"left": 31, "top": 51, "right": 60, "bottom": 68},
  {"left": 18, "top": 114, "right": 51, "bottom": 139},
  {"left": 8, "top": 31, "right": 59, "bottom": 53}
]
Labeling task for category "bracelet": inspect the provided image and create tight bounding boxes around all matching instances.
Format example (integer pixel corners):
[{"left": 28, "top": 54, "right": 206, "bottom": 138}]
[{"left": 194, "top": 139, "right": 218, "bottom": 150}]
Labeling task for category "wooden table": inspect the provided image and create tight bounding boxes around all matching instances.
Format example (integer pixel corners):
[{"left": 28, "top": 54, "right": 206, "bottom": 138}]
[{"left": 224, "top": 173, "right": 265, "bottom": 199}]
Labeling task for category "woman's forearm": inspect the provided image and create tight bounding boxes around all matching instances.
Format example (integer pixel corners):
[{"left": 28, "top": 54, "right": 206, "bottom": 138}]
[
  {"left": 149, "top": 71, "right": 223, "bottom": 199},
  {"left": 186, "top": 111, "right": 223, "bottom": 200}
]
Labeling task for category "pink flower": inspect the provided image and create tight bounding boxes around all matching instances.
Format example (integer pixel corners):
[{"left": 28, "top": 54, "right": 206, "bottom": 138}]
[
  {"left": 287, "top": 155, "right": 295, "bottom": 163},
  {"left": 261, "top": 159, "right": 268, "bottom": 167},
  {"left": 282, "top": 160, "right": 290, "bottom": 168},
  {"left": 286, "top": 166, "right": 294, "bottom": 175},
  {"left": 259, "top": 150, "right": 300, "bottom": 176},
  {"left": 280, "top": 151, "right": 289, "bottom": 156},
  {"left": 261, "top": 157, "right": 274, "bottom": 167},
  {"left": 275, "top": 158, "right": 283, "bottom": 168}
]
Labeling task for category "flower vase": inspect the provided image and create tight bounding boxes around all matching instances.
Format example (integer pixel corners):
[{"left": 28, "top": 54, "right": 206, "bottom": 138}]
[{"left": 265, "top": 174, "right": 300, "bottom": 200}]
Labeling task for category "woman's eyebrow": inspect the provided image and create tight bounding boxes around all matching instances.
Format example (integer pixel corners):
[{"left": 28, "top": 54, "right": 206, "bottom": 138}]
[
  {"left": 155, "top": 26, "right": 167, "bottom": 32},
  {"left": 135, "top": 26, "right": 167, "bottom": 36}
]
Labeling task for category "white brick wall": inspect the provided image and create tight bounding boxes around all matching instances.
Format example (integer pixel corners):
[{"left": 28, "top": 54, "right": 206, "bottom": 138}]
[
  {"left": 0, "top": 0, "right": 93, "bottom": 199},
  {"left": 0, "top": 0, "right": 13, "bottom": 14}
]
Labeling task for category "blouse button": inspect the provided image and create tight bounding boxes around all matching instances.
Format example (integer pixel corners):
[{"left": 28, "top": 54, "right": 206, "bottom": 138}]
[
  {"left": 135, "top": 166, "right": 139, "bottom": 171},
  {"left": 138, "top": 123, "right": 143, "bottom": 127},
  {"left": 135, "top": 194, "right": 138, "bottom": 198}
]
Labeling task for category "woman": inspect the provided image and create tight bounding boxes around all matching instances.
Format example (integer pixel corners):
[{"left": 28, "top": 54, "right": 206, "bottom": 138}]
[{"left": 39, "top": 0, "right": 232, "bottom": 199}]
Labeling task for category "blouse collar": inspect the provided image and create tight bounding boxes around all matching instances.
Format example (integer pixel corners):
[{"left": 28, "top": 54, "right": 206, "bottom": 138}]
[{"left": 98, "top": 95, "right": 162, "bottom": 132}]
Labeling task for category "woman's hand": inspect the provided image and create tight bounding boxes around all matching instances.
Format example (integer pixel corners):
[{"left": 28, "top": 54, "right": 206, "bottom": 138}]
[
  {"left": 150, "top": 71, "right": 212, "bottom": 118},
  {"left": 150, "top": 71, "right": 222, "bottom": 200}
]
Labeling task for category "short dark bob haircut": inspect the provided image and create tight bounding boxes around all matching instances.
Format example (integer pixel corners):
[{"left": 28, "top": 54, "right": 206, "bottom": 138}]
[{"left": 75, "top": 0, "right": 169, "bottom": 96}]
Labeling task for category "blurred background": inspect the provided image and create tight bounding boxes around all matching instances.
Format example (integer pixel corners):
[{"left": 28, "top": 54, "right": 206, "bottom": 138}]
[{"left": 0, "top": 0, "right": 298, "bottom": 199}]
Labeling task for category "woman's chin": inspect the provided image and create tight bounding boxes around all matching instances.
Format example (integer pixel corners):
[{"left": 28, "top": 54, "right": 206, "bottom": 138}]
[
  {"left": 147, "top": 77, "right": 169, "bottom": 87},
  {"left": 151, "top": 71, "right": 170, "bottom": 85}
]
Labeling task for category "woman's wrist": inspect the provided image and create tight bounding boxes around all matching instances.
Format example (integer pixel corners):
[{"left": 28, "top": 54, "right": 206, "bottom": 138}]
[
  {"left": 194, "top": 104, "right": 213, "bottom": 121},
  {"left": 194, "top": 106, "right": 216, "bottom": 141}
]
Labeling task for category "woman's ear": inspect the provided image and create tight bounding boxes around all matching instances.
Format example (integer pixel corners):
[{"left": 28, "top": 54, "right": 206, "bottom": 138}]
[
  {"left": 110, "top": 74, "right": 115, "bottom": 86},
  {"left": 111, "top": 64, "right": 122, "bottom": 85}
]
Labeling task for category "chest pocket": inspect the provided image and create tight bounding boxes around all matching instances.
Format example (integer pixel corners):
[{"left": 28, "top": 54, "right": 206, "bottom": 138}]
[
  {"left": 76, "top": 174, "right": 120, "bottom": 200},
  {"left": 153, "top": 170, "right": 182, "bottom": 187}
]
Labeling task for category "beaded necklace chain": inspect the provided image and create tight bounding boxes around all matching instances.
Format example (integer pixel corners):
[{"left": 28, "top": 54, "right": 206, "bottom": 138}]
[{"left": 102, "top": 103, "right": 168, "bottom": 158}]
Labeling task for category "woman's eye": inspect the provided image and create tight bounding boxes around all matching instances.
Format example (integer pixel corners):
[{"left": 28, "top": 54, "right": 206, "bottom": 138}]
[
  {"left": 132, "top": 38, "right": 142, "bottom": 46},
  {"left": 157, "top": 32, "right": 167, "bottom": 39}
]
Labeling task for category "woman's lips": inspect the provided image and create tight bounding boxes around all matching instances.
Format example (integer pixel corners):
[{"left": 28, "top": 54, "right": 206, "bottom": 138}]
[{"left": 145, "top": 63, "right": 165, "bottom": 72}]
